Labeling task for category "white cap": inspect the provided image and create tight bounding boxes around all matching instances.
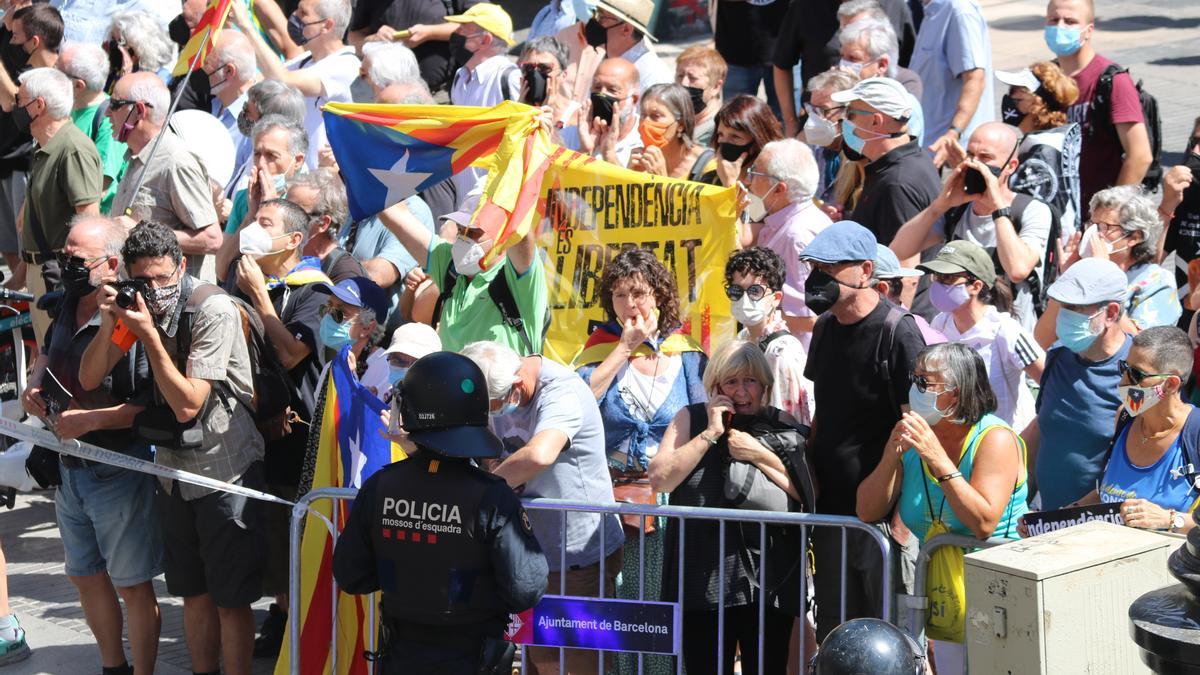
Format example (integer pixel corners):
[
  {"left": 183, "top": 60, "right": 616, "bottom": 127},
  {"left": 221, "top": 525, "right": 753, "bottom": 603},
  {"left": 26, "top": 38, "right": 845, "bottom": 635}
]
[
  {"left": 384, "top": 322, "right": 442, "bottom": 359},
  {"left": 996, "top": 69, "right": 1041, "bottom": 92},
  {"left": 829, "top": 77, "right": 913, "bottom": 121}
]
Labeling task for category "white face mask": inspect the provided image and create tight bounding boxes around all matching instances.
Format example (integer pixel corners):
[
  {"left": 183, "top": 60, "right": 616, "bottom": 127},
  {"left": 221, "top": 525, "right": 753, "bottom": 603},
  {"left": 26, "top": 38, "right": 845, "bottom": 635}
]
[
  {"left": 451, "top": 235, "right": 487, "bottom": 275},
  {"left": 838, "top": 58, "right": 865, "bottom": 76},
  {"left": 730, "top": 294, "right": 771, "bottom": 327},
  {"left": 239, "top": 222, "right": 287, "bottom": 259},
  {"left": 804, "top": 113, "right": 839, "bottom": 147},
  {"left": 1079, "top": 223, "right": 1131, "bottom": 258}
]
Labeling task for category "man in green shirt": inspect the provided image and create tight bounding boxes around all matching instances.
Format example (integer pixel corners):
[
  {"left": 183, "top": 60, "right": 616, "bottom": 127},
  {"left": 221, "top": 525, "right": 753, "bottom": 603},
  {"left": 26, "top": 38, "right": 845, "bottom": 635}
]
[
  {"left": 379, "top": 188, "right": 548, "bottom": 354},
  {"left": 16, "top": 67, "right": 102, "bottom": 347},
  {"left": 57, "top": 42, "right": 127, "bottom": 215}
]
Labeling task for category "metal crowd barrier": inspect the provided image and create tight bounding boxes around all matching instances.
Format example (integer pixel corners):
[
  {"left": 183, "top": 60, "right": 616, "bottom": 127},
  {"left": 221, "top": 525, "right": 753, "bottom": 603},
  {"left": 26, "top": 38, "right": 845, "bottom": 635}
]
[
  {"left": 898, "top": 533, "right": 1009, "bottom": 670},
  {"left": 289, "top": 488, "right": 894, "bottom": 675}
]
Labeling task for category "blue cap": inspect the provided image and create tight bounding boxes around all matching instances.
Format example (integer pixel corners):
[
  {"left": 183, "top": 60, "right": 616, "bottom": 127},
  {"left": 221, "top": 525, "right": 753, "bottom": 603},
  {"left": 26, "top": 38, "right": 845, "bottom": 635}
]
[
  {"left": 872, "top": 244, "right": 923, "bottom": 279},
  {"left": 800, "top": 221, "right": 878, "bottom": 264},
  {"left": 322, "top": 276, "right": 390, "bottom": 321}
]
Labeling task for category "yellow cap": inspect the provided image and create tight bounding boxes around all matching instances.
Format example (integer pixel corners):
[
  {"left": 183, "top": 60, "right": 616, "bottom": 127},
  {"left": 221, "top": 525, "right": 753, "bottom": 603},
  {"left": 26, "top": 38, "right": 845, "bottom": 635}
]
[{"left": 444, "top": 3, "right": 515, "bottom": 46}]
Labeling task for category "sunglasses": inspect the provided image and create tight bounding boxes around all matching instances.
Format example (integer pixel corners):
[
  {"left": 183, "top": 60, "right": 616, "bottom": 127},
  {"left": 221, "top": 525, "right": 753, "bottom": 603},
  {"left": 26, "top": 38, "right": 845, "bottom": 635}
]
[
  {"left": 319, "top": 304, "right": 357, "bottom": 324},
  {"left": 521, "top": 62, "right": 554, "bottom": 76},
  {"left": 725, "top": 283, "right": 770, "bottom": 302},
  {"left": 1117, "top": 359, "right": 1172, "bottom": 384},
  {"left": 56, "top": 252, "right": 106, "bottom": 270},
  {"left": 109, "top": 98, "right": 153, "bottom": 110},
  {"left": 911, "top": 373, "right": 955, "bottom": 394}
]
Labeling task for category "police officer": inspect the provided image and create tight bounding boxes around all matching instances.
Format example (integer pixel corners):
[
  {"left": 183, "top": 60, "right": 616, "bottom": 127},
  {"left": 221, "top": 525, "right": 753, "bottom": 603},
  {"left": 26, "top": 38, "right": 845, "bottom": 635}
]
[{"left": 333, "top": 351, "right": 549, "bottom": 674}]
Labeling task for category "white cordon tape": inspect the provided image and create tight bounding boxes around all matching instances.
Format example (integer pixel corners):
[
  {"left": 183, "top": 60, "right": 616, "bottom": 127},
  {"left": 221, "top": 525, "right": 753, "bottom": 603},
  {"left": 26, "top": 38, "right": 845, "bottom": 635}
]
[{"left": 0, "top": 416, "right": 296, "bottom": 507}]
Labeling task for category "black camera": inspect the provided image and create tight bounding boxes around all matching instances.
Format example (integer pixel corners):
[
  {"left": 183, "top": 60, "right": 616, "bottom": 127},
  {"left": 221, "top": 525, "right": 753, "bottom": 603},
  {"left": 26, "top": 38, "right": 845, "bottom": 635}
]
[{"left": 114, "top": 279, "right": 148, "bottom": 309}]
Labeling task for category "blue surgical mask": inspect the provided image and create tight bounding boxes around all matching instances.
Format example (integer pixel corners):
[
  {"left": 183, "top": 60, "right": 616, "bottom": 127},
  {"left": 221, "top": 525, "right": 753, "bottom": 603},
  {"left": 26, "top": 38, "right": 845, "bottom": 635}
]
[
  {"left": 1055, "top": 307, "right": 1103, "bottom": 354},
  {"left": 319, "top": 314, "right": 354, "bottom": 350},
  {"left": 489, "top": 388, "right": 519, "bottom": 418},
  {"left": 1044, "top": 25, "right": 1084, "bottom": 57},
  {"left": 908, "top": 383, "right": 952, "bottom": 426},
  {"left": 388, "top": 366, "right": 408, "bottom": 386},
  {"left": 841, "top": 118, "right": 867, "bottom": 154}
]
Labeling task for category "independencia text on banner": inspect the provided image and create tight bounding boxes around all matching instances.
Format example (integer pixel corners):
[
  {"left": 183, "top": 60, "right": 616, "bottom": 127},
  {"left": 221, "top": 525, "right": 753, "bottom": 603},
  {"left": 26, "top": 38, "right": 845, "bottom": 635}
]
[
  {"left": 530, "top": 147, "right": 739, "bottom": 365},
  {"left": 505, "top": 595, "right": 681, "bottom": 655}
]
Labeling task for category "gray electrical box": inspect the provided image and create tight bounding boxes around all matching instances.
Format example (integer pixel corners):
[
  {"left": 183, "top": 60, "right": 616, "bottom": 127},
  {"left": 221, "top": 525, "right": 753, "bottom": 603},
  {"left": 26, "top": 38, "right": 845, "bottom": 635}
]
[{"left": 964, "top": 521, "right": 1179, "bottom": 674}]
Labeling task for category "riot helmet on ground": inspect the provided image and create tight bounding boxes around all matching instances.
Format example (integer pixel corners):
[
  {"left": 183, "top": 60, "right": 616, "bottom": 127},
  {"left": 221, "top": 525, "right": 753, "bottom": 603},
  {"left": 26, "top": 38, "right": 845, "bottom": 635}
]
[{"left": 811, "top": 618, "right": 925, "bottom": 675}]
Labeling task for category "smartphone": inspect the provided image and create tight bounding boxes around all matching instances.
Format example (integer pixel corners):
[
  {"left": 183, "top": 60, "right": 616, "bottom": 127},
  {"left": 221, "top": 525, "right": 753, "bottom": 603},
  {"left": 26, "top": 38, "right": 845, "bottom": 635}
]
[{"left": 963, "top": 167, "right": 986, "bottom": 195}]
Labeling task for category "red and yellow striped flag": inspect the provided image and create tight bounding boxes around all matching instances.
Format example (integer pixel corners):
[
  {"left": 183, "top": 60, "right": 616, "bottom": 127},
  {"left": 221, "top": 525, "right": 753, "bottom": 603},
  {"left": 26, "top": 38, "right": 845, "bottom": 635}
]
[{"left": 171, "top": 0, "right": 234, "bottom": 77}]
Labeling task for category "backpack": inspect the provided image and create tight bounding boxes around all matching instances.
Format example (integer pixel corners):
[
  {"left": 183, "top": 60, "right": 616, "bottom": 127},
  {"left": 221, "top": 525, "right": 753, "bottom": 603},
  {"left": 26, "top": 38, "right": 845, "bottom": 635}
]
[
  {"left": 1092, "top": 64, "right": 1163, "bottom": 192},
  {"left": 498, "top": 64, "right": 520, "bottom": 102},
  {"left": 946, "top": 194, "right": 1062, "bottom": 316},
  {"left": 179, "top": 284, "right": 295, "bottom": 440},
  {"left": 1009, "top": 123, "right": 1082, "bottom": 236},
  {"left": 431, "top": 264, "right": 550, "bottom": 356},
  {"left": 89, "top": 98, "right": 110, "bottom": 141}
]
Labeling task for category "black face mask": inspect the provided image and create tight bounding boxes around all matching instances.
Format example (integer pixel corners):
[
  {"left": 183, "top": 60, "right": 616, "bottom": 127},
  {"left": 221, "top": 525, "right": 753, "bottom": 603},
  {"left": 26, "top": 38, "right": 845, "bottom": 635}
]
[
  {"left": 584, "top": 18, "right": 608, "bottom": 48},
  {"left": 3, "top": 38, "right": 29, "bottom": 70},
  {"left": 61, "top": 262, "right": 100, "bottom": 296},
  {"left": 448, "top": 33, "right": 474, "bottom": 65},
  {"left": 685, "top": 85, "right": 706, "bottom": 118},
  {"left": 804, "top": 267, "right": 862, "bottom": 315},
  {"left": 521, "top": 64, "right": 548, "bottom": 106},
  {"left": 11, "top": 101, "right": 33, "bottom": 133},
  {"left": 1185, "top": 138, "right": 1200, "bottom": 173},
  {"left": 1001, "top": 94, "right": 1026, "bottom": 126},
  {"left": 717, "top": 141, "right": 752, "bottom": 163},
  {"left": 168, "top": 14, "right": 191, "bottom": 47},
  {"left": 589, "top": 92, "right": 616, "bottom": 126}
]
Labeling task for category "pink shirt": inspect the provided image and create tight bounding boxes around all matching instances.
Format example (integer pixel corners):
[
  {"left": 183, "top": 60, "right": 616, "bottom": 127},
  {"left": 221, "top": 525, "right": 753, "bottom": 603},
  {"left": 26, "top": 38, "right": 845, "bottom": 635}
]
[{"left": 758, "top": 199, "right": 833, "bottom": 321}]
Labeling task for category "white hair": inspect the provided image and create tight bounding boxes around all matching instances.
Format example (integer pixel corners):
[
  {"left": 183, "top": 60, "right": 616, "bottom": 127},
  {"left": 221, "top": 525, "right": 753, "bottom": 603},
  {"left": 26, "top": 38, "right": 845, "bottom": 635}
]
[
  {"left": 460, "top": 341, "right": 522, "bottom": 400},
  {"left": 128, "top": 76, "right": 170, "bottom": 124},
  {"left": 314, "top": 0, "right": 352, "bottom": 37},
  {"left": 111, "top": 11, "right": 178, "bottom": 73},
  {"left": 363, "top": 42, "right": 420, "bottom": 89},
  {"left": 837, "top": 0, "right": 886, "bottom": 22},
  {"left": 762, "top": 139, "right": 819, "bottom": 202},
  {"left": 840, "top": 19, "right": 899, "bottom": 77},
  {"left": 210, "top": 31, "right": 257, "bottom": 80},
  {"left": 58, "top": 42, "right": 109, "bottom": 93},
  {"left": 18, "top": 67, "right": 73, "bottom": 119}
]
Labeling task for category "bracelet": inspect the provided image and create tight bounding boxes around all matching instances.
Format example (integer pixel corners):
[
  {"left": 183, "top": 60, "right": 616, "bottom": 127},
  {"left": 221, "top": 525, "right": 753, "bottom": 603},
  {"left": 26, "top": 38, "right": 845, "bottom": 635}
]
[
  {"left": 700, "top": 431, "right": 719, "bottom": 446},
  {"left": 936, "top": 471, "right": 962, "bottom": 484},
  {"left": 1159, "top": 207, "right": 1176, "bottom": 222}
]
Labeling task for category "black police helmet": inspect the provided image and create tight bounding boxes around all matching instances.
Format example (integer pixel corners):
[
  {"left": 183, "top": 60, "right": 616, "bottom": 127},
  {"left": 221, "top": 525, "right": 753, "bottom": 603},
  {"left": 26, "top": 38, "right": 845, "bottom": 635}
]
[
  {"left": 398, "top": 352, "right": 504, "bottom": 459},
  {"left": 811, "top": 619, "right": 925, "bottom": 675}
]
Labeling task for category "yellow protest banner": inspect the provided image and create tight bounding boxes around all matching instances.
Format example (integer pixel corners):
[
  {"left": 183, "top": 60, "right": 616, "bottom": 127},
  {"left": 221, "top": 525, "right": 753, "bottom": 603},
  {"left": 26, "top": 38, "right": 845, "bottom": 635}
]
[{"left": 529, "top": 147, "right": 740, "bottom": 365}]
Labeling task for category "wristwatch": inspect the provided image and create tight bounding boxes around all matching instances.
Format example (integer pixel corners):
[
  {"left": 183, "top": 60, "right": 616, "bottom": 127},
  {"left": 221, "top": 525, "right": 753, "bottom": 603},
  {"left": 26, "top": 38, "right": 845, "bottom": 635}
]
[
  {"left": 948, "top": 125, "right": 963, "bottom": 138},
  {"left": 991, "top": 207, "right": 1013, "bottom": 222},
  {"left": 1170, "top": 509, "right": 1187, "bottom": 532}
]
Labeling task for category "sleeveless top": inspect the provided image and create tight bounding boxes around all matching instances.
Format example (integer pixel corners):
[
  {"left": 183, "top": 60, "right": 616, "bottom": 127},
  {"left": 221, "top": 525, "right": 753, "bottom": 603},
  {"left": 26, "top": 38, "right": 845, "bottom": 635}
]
[{"left": 898, "top": 413, "right": 1029, "bottom": 541}]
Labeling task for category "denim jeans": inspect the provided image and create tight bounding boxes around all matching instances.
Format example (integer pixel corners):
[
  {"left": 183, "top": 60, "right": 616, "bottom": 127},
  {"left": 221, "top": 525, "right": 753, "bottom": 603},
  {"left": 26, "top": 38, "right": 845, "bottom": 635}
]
[
  {"left": 56, "top": 459, "right": 162, "bottom": 587},
  {"left": 722, "top": 64, "right": 780, "bottom": 119}
]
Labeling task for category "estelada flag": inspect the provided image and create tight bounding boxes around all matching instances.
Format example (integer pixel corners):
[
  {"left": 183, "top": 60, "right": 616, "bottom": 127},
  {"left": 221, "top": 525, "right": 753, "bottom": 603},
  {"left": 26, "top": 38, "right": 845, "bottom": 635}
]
[
  {"left": 321, "top": 100, "right": 541, "bottom": 225},
  {"left": 273, "top": 346, "right": 404, "bottom": 675},
  {"left": 172, "top": 0, "right": 233, "bottom": 77}
]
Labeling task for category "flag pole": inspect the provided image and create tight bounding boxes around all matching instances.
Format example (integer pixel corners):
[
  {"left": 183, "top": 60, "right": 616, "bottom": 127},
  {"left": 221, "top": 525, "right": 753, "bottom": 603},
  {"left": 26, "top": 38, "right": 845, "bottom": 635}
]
[{"left": 122, "top": 13, "right": 224, "bottom": 218}]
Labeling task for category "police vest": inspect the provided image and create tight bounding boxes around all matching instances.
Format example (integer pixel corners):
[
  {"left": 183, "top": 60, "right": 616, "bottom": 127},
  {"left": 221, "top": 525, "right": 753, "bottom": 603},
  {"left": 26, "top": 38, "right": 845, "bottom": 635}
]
[{"left": 369, "top": 455, "right": 505, "bottom": 627}]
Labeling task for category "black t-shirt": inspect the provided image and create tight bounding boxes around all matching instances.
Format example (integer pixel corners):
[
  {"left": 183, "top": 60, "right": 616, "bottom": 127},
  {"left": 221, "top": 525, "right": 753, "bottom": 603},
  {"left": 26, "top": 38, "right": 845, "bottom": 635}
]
[
  {"left": 1165, "top": 157, "right": 1200, "bottom": 327},
  {"left": 168, "top": 69, "right": 213, "bottom": 114},
  {"left": 229, "top": 275, "right": 327, "bottom": 486},
  {"left": 850, "top": 140, "right": 939, "bottom": 245},
  {"left": 322, "top": 246, "right": 368, "bottom": 282},
  {"left": 0, "top": 27, "right": 33, "bottom": 175},
  {"left": 771, "top": 0, "right": 840, "bottom": 86},
  {"left": 803, "top": 300, "right": 926, "bottom": 515},
  {"left": 348, "top": 0, "right": 482, "bottom": 92},
  {"left": 714, "top": 0, "right": 791, "bottom": 68}
]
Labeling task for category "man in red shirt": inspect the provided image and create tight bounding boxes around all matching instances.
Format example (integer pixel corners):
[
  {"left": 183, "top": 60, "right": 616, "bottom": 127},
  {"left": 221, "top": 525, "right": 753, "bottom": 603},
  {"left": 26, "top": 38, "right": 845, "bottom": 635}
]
[{"left": 1045, "top": 0, "right": 1151, "bottom": 215}]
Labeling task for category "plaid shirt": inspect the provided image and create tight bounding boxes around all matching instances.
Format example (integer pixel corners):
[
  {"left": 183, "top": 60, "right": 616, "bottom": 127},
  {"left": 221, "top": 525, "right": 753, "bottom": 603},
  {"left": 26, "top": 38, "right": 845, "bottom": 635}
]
[{"left": 155, "top": 278, "right": 264, "bottom": 499}]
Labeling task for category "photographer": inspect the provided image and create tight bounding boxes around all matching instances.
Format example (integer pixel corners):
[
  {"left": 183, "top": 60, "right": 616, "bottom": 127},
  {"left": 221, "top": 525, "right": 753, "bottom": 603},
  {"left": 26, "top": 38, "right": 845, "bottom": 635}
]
[
  {"left": 21, "top": 215, "right": 158, "bottom": 675},
  {"left": 890, "top": 121, "right": 1055, "bottom": 331},
  {"left": 79, "top": 220, "right": 264, "bottom": 675}
]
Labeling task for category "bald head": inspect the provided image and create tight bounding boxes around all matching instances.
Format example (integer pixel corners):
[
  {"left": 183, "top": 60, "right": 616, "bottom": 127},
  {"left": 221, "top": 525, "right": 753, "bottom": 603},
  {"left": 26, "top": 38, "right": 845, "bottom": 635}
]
[
  {"left": 967, "top": 122, "right": 1020, "bottom": 165},
  {"left": 377, "top": 81, "right": 434, "bottom": 105},
  {"left": 66, "top": 215, "right": 125, "bottom": 259},
  {"left": 210, "top": 30, "right": 256, "bottom": 81},
  {"left": 592, "top": 58, "right": 639, "bottom": 100},
  {"left": 113, "top": 72, "right": 169, "bottom": 124}
]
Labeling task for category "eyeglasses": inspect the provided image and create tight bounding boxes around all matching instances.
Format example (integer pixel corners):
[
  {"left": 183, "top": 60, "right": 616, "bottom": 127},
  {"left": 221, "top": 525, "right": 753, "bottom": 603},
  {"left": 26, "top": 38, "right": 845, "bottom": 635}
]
[
  {"left": 1088, "top": 220, "right": 1126, "bottom": 236},
  {"left": 932, "top": 272, "right": 974, "bottom": 286},
  {"left": 745, "top": 169, "right": 780, "bottom": 183},
  {"left": 725, "top": 283, "right": 770, "bottom": 302},
  {"left": 109, "top": 98, "right": 153, "bottom": 110},
  {"left": 56, "top": 252, "right": 106, "bottom": 269},
  {"left": 911, "top": 373, "right": 956, "bottom": 394},
  {"left": 1117, "top": 359, "right": 1172, "bottom": 384},
  {"left": 804, "top": 103, "right": 846, "bottom": 120},
  {"left": 521, "top": 63, "right": 554, "bottom": 76},
  {"left": 131, "top": 263, "right": 179, "bottom": 288}
]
